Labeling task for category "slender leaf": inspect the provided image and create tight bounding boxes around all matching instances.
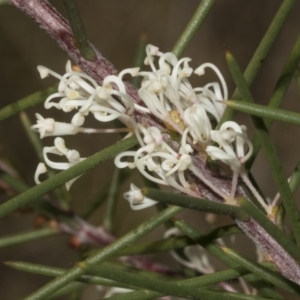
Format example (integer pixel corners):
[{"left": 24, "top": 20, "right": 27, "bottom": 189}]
[
  {"left": 103, "top": 167, "right": 121, "bottom": 232},
  {"left": 0, "top": 84, "right": 58, "bottom": 121},
  {"left": 289, "top": 160, "right": 300, "bottom": 194},
  {"left": 0, "top": 228, "right": 57, "bottom": 249},
  {"left": 118, "top": 224, "right": 241, "bottom": 256},
  {"left": 23, "top": 205, "right": 183, "bottom": 300},
  {"left": 47, "top": 282, "right": 83, "bottom": 300},
  {"left": 82, "top": 263, "right": 273, "bottom": 300},
  {"left": 132, "top": 33, "right": 147, "bottom": 88},
  {"left": 220, "top": 0, "right": 296, "bottom": 125},
  {"left": 248, "top": 34, "right": 300, "bottom": 167},
  {"left": 0, "top": 136, "right": 137, "bottom": 220},
  {"left": 172, "top": 0, "right": 216, "bottom": 57},
  {"left": 242, "top": 272, "right": 284, "bottom": 300},
  {"left": 295, "top": 67, "right": 300, "bottom": 95},
  {"left": 5, "top": 261, "right": 128, "bottom": 288},
  {"left": 174, "top": 219, "right": 283, "bottom": 299},
  {"left": 226, "top": 51, "right": 300, "bottom": 246},
  {"left": 226, "top": 100, "right": 300, "bottom": 126},
  {"left": 143, "top": 187, "right": 249, "bottom": 221},
  {"left": 222, "top": 247, "right": 300, "bottom": 296},
  {"left": 62, "top": 0, "right": 96, "bottom": 60}
]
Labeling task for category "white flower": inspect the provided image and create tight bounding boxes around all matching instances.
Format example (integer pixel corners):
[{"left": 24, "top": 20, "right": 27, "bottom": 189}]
[
  {"left": 123, "top": 184, "right": 157, "bottom": 210},
  {"left": 31, "top": 113, "right": 79, "bottom": 138},
  {"left": 193, "top": 86, "right": 224, "bottom": 121},
  {"left": 42, "top": 137, "right": 85, "bottom": 190},
  {"left": 104, "top": 287, "right": 133, "bottom": 298},
  {"left": 34, "top": 162, "right": 47, "bottom": 184},
  {"left": 138, "top": 88, "right": 169, "bottom": 120},
  {"left": 33, "top": 45, "right": 246, "bottom": 204},
  {"left": 164, "top": 228, "right": 214, "bottom": 274},
  {"left": 144, "top": 44, "right": 162, "bottom": 71},
  {"left": 206, "top": 121, "right": 253, "bottom": 171},
  {"left": 37, "top": 65, "right": 62, "bottom": 80},
  {"left": 194, "top": 62, "right": 228, "bottom": 101},
  {"left": 184, "top": 104, "right": 211, "bottom": 144},
  {"left": 39, "top": 61, "right": 99, "bottom": 115},
  {"left": 114, "top": 151, "right": 137, "bottom": 170}
]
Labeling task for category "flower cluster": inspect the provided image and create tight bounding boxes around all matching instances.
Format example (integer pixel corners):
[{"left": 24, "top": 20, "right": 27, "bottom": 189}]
[{"left": 32, "top": 45, "right": 260, "bottom": 210}]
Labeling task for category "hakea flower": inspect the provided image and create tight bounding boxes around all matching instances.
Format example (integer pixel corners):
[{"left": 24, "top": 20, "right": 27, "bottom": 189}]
[
  {"left": 194, "top": 63, "right": 228, "bottom": 102},
  {"left": 184, "top": 104, "right": 212, "bottom": 144},
  {"left": 31, "top": 113, "right": 79, "bottom": 138},
  {"left": 138, "top": 46, "right": 228, "bottom": 143},
  {"left": 164, "top": 228, "right": 214, "bottom": 275},
  {"left": 32, "top": 45, "right": 257, "bottom": 208},
  {"left": 39, "top": 61, "right": 136, "bottom": 130},
  {"left": 123, "top": 183, "right": 157, "bottom": 210},
  {"left": 93, "top": 69, "right": 138, "bottom": 129},
  {"left": 205, "top": 121, "right": 254, "bottom": 200},
  {"left": 139, "top": 51, "right": 192, "bottom": 133},
  {"left": 38, "top": 61, "right": 98, "bottom": 112},
  {"left": 35, "top": 137, "right": 85, "bottom": 190},
  {"left": 165, "top": 228, "right": 254, "bottom": 294},
  {"left": 206, "top": 121, "right": 253, "bottom": 172},
  {"left": 34, "top": 162, "right": 47, "bottom": 184},
  {"left": 115, "top": 126, "right": 199, "bottom": 197}
]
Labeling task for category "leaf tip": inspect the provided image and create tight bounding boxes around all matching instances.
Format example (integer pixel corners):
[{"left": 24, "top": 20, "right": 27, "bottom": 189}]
[
  {"left": 225, "top": 50, "right": 233, "bottom": 61},
  {"left": 76, "top": 262, "right": 86, "bottom": 269}
]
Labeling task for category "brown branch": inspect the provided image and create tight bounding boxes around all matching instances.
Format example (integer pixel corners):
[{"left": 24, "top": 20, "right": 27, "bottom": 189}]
[{"left": 9, "top": 0, "right": 300, "bottom": 286}]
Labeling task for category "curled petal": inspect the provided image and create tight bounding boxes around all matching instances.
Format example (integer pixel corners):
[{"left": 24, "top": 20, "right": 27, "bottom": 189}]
[
  {"left": 34, "top": 162, "right": 47, "bottom": 184},
  {"left": 123, "top": 183, "right": 157, "bottom": 210},
  {"left": 114, "top": 151, "right": 136, "bottom": 169}
]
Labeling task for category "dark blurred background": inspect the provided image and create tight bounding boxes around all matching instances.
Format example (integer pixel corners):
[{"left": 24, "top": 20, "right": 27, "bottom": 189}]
[{"left": 0, "top": 0, "right": 300, "bottom": 299}]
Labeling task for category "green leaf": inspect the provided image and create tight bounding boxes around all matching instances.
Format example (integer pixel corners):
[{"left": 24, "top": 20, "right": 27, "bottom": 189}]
[
  {"left": 23, "top": 205, "right": 183, "bottom": 300},
  {"left": 0, "top": 84, "right": 58, "bottom": 121},
  {"left": 172, "top": 0, "right": 216, "bottom": 57},
  {"left": 0, "top": 228, "right": 57, "bottom": 249},
  {"left": 47, "top": 282, "right": 83, "bottom": 300},
  {"left": 103, "top": 167, "right": 121, "bottom": 232},
  {"left": 289, "top": 160, "right": 300, "bottom": 194},
  {"left": 118, "top": 224, "right": 241, "bottom": 256},
  {"left": 226, "top": 100, "right": 300, "bottom": 126},
  {"left": 248, "top": 33, "right": 300, "bottom": 168},
  {"left": 81, "top": 263, "right": 274, "bottom": 300},
  {"left": 131, "top": 34, "right": 147, "bottom": 88},
  {"left": 219, "top": 0, "right": 296, "bottom": 125},
  {"left": 143, "top": 187, "right": 249, "bottom": 221},
  {"left": 5, "top": 261, "right": 128, "bottom": 288},
  {"left": 222, "top": 247, "right": 300, "bottom": 296},
  {"left": 226, "top": 50, "right": 300, "bottom": 246},
  {"left": 174, "top": 219, "right": 283, "bottom": 299},
  {"left": 62, "top": 0, "right": 96, "bottom": 61},
  {"left": 0, "top": 136, "right": 137, "bottom": 220}
]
